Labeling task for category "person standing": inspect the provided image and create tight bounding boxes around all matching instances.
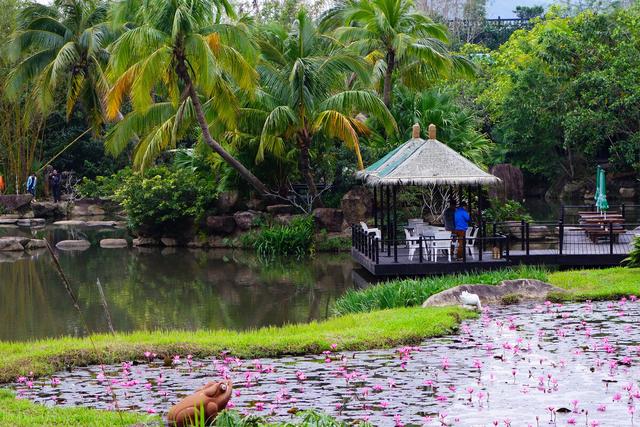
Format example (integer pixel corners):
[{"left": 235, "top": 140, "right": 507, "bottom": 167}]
[
  {"left": 26, "top": 172, "right": 37, "bottom": 199},
  {"left": 453, "top": 202, "right": 471, "bottom": 260},
  {"left": 49, "top": 170, "right": 61, "bottom": 203}
]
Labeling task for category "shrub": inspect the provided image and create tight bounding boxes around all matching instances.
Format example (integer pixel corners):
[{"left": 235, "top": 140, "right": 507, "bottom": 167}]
[
  {"left": 333, "top": 266, "right": 548, "bottom": 315},
  {"left": 252, "top": 216, "right": 315, "bottom": 259},
  {"left": 115, "top": 166, "right": 217, "bottom": 234},
  {"left": 77, "top": 168, "right": 133, "bottom": 199},
  {"left": 623, "top": 236, "right": 640, "bottom": 267},
  {"left": 482, "top": 198, "right": 532, "bottom": 223}
]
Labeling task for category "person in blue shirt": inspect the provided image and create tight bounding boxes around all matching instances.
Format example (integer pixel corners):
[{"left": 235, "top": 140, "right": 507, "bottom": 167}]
[
  {"left": 453, "top": 202, "right": 471, "bottom": 260},
  {"left": 26, "top": 173, "right": 37, "bottom": 198}
]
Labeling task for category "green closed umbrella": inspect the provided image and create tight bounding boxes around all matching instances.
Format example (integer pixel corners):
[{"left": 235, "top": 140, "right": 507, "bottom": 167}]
[
  {"left": 594, "top": 165, "right": 601, "bottom": 207},
  {"left": 596, "top": 167, "right": 609, "bottom": 215}
]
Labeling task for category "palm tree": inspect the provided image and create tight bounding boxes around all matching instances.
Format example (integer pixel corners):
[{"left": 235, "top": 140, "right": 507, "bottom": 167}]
[
  {"left": 322, "top": 0, "right": 475, "bottom": 107},
  {"left": 5, "top": 0, "right": 112, "bottom": 132},
  {"left": 237, "top": 10, "right": 396, "bottom": 204},
  {"left": 105, "top": 0, "right": 269, "bottom": 195}
]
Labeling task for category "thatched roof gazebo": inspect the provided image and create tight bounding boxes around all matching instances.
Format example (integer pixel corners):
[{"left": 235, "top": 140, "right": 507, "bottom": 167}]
[{"left": 354, "top": 123, "right": 501, "bottom": 262}]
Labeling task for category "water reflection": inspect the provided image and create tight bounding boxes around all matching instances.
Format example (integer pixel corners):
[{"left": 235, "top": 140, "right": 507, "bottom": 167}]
[{"left": 0, "top": 247, "right": 355, "bottom": 342}]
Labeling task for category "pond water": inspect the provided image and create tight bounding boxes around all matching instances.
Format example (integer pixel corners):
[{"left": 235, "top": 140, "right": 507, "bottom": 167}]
[
  {"left": 0, "top": 225, "right": 355, "bottom": 342},
  {"left": 15, "top": 300, "right": 640, "bottom": 426}
]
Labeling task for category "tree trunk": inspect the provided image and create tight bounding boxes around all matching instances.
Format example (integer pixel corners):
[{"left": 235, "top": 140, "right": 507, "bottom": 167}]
[
  {"left": 298, "top": 131, "right": 324, "bottom": 208},
  {"left": 181, "top": 68, "right": 269, "bottom": 196},
  {"left": 383, "top": 49, "right": 396, "bottom": 108}
]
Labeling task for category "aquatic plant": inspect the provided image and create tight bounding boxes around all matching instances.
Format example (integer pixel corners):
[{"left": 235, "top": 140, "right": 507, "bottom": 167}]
[
  {"left": 333, "top": 266, "right": 549, "bottom": 315},
  {"left": 623, "top": 236, "right": 640, "bottom": 268},
  {"left": 253, "top": 216, "right": 315, "bottom": 259}
]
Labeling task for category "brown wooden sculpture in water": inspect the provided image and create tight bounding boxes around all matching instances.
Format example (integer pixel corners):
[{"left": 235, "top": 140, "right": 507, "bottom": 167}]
[{"left": 167, "top": 380, "right": 232, "bottom": 426}]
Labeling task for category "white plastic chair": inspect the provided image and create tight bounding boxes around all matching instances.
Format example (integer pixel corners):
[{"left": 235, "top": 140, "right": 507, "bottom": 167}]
[
  {"left": 359, "top": 222, "right": 381, "bottom": 240},
  {"left": 465, "top": 227, "right": 479, "bottom": 259},
  {"left": 406, "top": 228, "right": 422, "bottom": 261},
  {"left": 431, "top": 231, "right": 453, "bottom": 262}
]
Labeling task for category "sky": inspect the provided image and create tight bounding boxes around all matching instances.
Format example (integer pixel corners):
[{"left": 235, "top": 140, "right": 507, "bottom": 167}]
[{"left": 486, "top": 0, "right": 553, "bottom": 18}]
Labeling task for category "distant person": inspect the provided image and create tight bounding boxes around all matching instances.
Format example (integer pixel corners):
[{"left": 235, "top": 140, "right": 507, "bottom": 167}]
[
  {"left": 443, "top": 202, "right": 456, "bottom": 231},
  {"left": 26, "top": 172, "right": 37, "bottom": 198},
  {"left": 49, "top": 170, "right": 61, "bottom": 203},
  {"left": 454, "top": 202, "right": 471, "bottom": 260}
]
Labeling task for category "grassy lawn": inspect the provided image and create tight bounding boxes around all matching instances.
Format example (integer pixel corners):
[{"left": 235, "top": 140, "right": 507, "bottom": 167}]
[
  {"left": 0, "top": 389, "right": 158, "bottom": 427},
  {"left": 548, "top": 267, "right": 640, "bottom": 301},
  {"left": 0, "top": 306, "right": 475, "bottom": 384}
]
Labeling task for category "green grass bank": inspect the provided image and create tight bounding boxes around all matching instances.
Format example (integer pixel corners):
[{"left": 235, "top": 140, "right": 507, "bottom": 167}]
[
  {"left": 0, "top": 306, "right": 474, "bottom": 384},
  {"left": 548, "top": 267, "right": 640, "bottom": 301}
]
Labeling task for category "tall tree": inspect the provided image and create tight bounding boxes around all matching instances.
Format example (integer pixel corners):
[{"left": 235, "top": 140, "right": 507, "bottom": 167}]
[
  {"left": 323, "top": 0, "right": 475, "bottom": 107},
  {"left": 5, "top": 0, "right": 112, "bottom": 133},
  {"left": 239, "top": 10, "right": 396, "bottom": 204},
  {"left": 105, "top": 0, "right": 269, "bottom": 195}
]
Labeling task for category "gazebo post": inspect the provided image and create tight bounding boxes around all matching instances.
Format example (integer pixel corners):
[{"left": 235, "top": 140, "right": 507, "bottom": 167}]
[
  {"left": 379, "top": 186, "right": 384, "bottom": 250},
  {"left": 393, "top": 185, "right": 398, "bottom": 263},
  {"left": 373, "top": 187, "right": 378, "bottom": 228},
  {"left": 386, "top": 186, "right": 391, "bottom": 258}
]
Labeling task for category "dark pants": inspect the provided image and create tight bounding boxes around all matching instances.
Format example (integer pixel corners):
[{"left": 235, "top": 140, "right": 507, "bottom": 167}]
[
  {"left": 27, "top": 188, "right": 35, "bottom": 197},
  {"left": 53, "top": 186, "right": 61, "bottom": 202},
  {"left": 454, "top": 230, "right": 466, "bottom": 259}
]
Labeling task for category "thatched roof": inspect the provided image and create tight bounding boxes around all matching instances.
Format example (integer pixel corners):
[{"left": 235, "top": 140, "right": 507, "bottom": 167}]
[{"left": 357, "top": 124, "right": 501, "bottom": 187}]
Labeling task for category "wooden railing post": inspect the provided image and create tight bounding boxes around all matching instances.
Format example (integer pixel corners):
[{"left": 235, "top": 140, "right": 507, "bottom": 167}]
[
  {"left": 525, "top": 222, "right": 530, "bottom": 257},
  {"left": 558, "top": 221, "right": 564, "bottom": 255},
  {"left": 609, "top": 223, "right": 614, "bottom": 255},
  {"left": 418, "top": 236, "right": 423, "bottom": 263},
  {"left": 521, "top": 219, "right": 525, "bottom": 251},
  {"left": 375, "top": 238, "right": 379, "bottom": 264},
  {"left": 462, "top": 233, "right": 466, "bottom": 263}
]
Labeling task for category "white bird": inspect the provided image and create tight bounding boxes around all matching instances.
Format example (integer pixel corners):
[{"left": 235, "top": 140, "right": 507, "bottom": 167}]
[{"left": 459, "top": 291, "right": 482, "bottom": 311}]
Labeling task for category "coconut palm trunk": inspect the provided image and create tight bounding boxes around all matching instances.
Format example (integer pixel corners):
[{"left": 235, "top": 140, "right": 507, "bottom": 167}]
[
  {"left": 298, "top": 131, "right": 323, "bottom": 208},
  {"left": 383, "top": 49, "right": 396, "bottom": 107},
  {"left": 179, "top": 63, "right": 268, "bottom": 196}
]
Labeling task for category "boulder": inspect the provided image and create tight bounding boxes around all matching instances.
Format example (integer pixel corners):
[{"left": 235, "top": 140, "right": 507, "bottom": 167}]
[
  {"left": 85, "top": 220, "right": 118, "bottom": 227},
  {"left": 421, "top": 279, "right": 565, "bottom": 308},
  {"left": 32, "top": 201, "right": 69, "bottom": 219},
  {"left": 273, "top": 214, "right": 297, "bottom": 225},
  {"left": 100, "top": 238, "right": 129, "bottom": 248},
  {"left": 266, "top": 204, "right": 296, "bottom": 215},
  {"left": 26, "top": 239, "right": 47, "bottom": 250},
  {"left": 0, "top": 237, "right": 29, "bottom": 251},
  {"left": 187, "top": 237, "right": 208, "bottom": 248},
  {"left": 206, "top": 215, "right": 236, "bottom": 235},
  {"left": 0, "top": 217, "right": 18, "bottom": 225},
  {"left": 71, "top": 204, "right": 89, "bottom": 216},
  {"left": 619, "top": 187, "right": 636, "bottom": 199},
  {"left": 17, "top": 218, "right": 45, "bottom": 228},
  {"left": 216, "top": 191, "right": 240, "bottom": 214},
  {"left": 233, "top": 211, "right": 261, "bottom": 231},
  {"left": 340, "top": 186, "right": 372, "bottom": 225},
  {"left": 0, "top": 194, "right": 32, "bottom": 212},
  {"left": 312, "top": 208, "right": 344, "bottom": 232},
  {"left": 246, "top": 197, "right": 266, "bottom": 211},
  {"left": 53, "top": 220, "right": 87, "bottom": 227},
  {"left": 55, "top": 240, "right": 91, "bottom": 251},
  {"left": 87, "top": 204, "right": 106, "bottom": 215},
  {"left": 161, "top": 237, "right": 178, "bottom": 247},
  {"left": 133, "top": 237, "right": 160, "bottom": 247}
]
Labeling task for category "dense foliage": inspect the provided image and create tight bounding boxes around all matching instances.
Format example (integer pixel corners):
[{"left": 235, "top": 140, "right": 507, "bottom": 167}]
[
  {"left": 114, "top": 166, "right": 217, "bottom": 234},
  {"left": 253, "top": 216, "right": 316, "bottom": 259}
]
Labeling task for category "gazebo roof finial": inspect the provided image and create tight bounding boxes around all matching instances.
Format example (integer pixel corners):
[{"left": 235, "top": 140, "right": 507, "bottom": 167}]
[
  {"left": 428, "top": 124, "right": 436, "bottom": 140},
  {"left": 412, "top": 123, "right": 420, "bottom": 139}
]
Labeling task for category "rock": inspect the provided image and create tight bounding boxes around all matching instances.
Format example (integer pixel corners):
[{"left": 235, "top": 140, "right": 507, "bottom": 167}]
[
  {"left": 55, "top": 240, "right": 91, "bottom": 250},
  {"left": 187, "top": 237, "right": 208, "bottom": 248},
  {"left": 87, "top": 204, "right": 106, "bottom": 215},
  {"left": 206, "top": 215, "right": 236, "bottom": 235},
  {"left": 216, "top": 191, "right": 240, "bottom": 214},
  {"left": 32, "top": 201, "right": 69, "bottom": 219},
  {"left": 421, "top": 279, "right": 565, "bottom": 308},
  {"left": 53, "top": 220, "right": 87, "bottom": 227},
  {"left": 161, "top": 237, "right": 178, "bottom": 247},
  {"left": 619, "top": 187, "right": 636, "bottom": 199},
  {"left": 71, "top": 204, "right": 89, "bottom": 216},
  {"left": 0, "top": 237, "right": 29, "bottom": 251},
  {"left": 246, "top": 197, "right": 266, "bottom": 211},
  {"left": 0, "top": 217, "right": 18, "bottom": 225},
  {"left": 0, "top": 194, "right": 32, "bottom": 212},
  {"left": 26, "top": 239, "right": 47, "bottom": 250},
  {"left": 100, "top": 238, "right": 129, "bottom": 248},
  {"left": 233, "top": 211, "right": 261, "bottom": 231},
  {"left": 17, "top": 218, "right": 45, "bottom": 228},
  {"left": 85, "top": 220, "right": 117, "bottom": 227},
  {"left": 133, "top": 237, "right": 160, "bottom": 247},
  {"left": 341, "top": 186, "right": 372, "bottom": 225},
  {"left": 273, "top": 214, "right": 295, "bottom": 225},
  {"left": 167, "top": 380, "right": 232, "bottom": 427},
  {"left": 312, "top": 208, "right": 344, "bottom": 232},
  {"left": 266, "top": 204, "right": 296, "bottom": 215},
  {"left": 21, "top": 211, "right": 34, "bottom": 218}
]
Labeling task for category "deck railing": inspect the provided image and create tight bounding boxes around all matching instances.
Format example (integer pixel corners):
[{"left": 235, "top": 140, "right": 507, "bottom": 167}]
[{"left": 351, "top": 224, "right": 510, "bottom": 265}]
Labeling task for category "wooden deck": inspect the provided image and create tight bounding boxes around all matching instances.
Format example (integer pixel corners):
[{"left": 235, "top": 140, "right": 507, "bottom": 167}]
[{"left": 352, "top": 227, "right": 636, "bottom": 277}]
